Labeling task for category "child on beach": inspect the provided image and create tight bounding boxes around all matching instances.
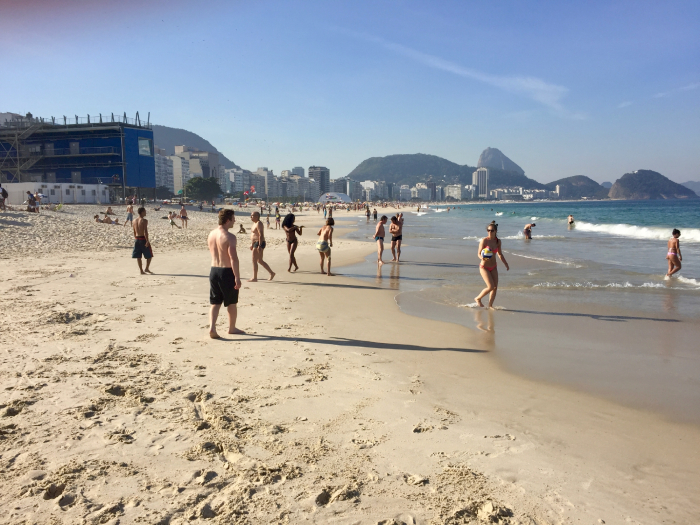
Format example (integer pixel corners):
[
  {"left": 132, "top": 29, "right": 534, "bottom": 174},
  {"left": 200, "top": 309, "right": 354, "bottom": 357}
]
[{"left": 316, "top": 218, "right": 334, "bottom": 276}]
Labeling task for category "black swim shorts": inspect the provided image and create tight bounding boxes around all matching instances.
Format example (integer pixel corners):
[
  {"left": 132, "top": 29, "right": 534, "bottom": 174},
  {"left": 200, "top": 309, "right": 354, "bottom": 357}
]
[
  {"left": 252, "top": 241, "right": 267, "bottom": 249},
  {"left": 132, "top": 238, "right": 153, "bottom": 259},
  {"left": 209, "top": 267, "right": 239, "bottom": 306},
  {"left": 391, "top": 235, "right": 403, "bottom": 241}
]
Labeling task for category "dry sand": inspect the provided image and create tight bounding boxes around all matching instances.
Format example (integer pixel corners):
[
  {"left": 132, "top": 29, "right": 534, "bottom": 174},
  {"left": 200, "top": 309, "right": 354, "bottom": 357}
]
[{"left": 1, "top": 204, "right": 699, "bottom": 524}]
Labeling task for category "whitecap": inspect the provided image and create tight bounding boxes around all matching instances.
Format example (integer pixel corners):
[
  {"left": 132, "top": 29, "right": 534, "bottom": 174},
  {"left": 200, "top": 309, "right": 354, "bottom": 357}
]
[{"left": 575, "top": 222, "right": 700, "bottom": 243}]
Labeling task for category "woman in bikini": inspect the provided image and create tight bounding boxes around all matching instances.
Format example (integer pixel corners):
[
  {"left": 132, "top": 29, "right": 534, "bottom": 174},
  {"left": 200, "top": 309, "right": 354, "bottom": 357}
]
[
  {"left": 666, "top": 229, "right": 682, "bottom": 277},
  {"left": 475, "top": 221, "right": 509, "bottom": 308},
  {"left": 282, "top": 213, "right": 303, "bottom": 272}
]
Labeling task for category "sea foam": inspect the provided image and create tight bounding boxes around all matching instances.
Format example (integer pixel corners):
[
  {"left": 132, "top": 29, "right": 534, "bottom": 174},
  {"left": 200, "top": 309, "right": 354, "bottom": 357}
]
[{"left": 575, "top": 222, "right": 700, "bottom": 243}]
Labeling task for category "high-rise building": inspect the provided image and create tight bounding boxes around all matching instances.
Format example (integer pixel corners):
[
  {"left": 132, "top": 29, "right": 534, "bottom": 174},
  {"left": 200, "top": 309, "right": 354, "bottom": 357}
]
[
  {"left": 308, "top": 166, "right": 330, "bottom": 193},
  {"left": 399, "top": 185, "right": 412, "bottom": 201},
  {"left": 445, "top": 185, "right": 463, "bottom": 201},
  {"left": 155, "top": 148, "right": 174, "bottom": 193},
  {"left": 472, "top": 168, "right": 489, "bottom": 199},
  {"left": 414, "top": 183, "right": 431, "bottom": 201},
  {"left": 169, "top": 155, "right": 191, "bottom": 195},
  {"left": 435, "top": 185, "right": 444, "bottom": 201},
  {"left": 292, "top": 167, "right": 305, "bottom": 178},
  {"left": 427, "top": 181, "right": 436, "bottom": 201}
]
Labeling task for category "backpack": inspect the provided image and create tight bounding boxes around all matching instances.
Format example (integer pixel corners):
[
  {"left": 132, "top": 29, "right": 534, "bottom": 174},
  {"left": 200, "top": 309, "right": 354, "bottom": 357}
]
[{"left": 1, "top": 187, "right": 7, "bottom": 198}]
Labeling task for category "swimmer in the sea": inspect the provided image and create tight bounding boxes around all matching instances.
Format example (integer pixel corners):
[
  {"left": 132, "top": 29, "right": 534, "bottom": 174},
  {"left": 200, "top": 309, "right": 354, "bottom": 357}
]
[
  {"left": 523, "top": 223, "right": 535, "bottom": 240},
  {"left": 567, "top": 215, "right": 575, "bottom": 230},
  {"left": 666, "top": 229, "right": 682, "bottom": 277}
]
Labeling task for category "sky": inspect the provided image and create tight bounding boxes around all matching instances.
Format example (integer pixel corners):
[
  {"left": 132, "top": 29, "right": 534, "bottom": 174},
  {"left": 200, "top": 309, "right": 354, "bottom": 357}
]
[{"left": 1, "top": 0, "right": 699, "bottom": 183}]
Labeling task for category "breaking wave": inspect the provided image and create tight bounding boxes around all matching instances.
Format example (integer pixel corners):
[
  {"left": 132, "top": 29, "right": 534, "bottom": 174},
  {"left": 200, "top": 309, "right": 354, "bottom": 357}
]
[{"left": 575, "top": 222, "right": 700, "bottom": 243}]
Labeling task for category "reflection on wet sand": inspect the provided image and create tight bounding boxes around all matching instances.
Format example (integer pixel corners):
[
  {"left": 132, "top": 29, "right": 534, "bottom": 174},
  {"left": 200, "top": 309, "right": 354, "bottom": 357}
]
[{"left": 473, "top": 308, "right": 495, "bottom": 351}]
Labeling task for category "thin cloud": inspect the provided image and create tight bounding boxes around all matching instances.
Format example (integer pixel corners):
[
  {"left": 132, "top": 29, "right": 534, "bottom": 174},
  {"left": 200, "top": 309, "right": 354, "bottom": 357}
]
[
  {"left": 654, "top": 82, "right": 700, "bottom": 98},
  {"left": 617, "top": 101, "right": 633, "bottom": 109},
  {"left": 342, "top": 30, "right": 585, "bottom": 120}
]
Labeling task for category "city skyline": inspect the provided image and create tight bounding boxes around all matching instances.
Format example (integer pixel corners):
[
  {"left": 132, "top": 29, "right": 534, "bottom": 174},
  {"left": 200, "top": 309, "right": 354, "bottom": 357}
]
[{"left": 1, "top": 0, "right": 698, "bottom": 183}]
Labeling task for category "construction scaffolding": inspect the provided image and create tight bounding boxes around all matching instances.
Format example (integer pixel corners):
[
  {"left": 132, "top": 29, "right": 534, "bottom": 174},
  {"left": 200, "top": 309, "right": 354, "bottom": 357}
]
[{"left": 0, "top": 112, "right": 154, "bottom": 199}]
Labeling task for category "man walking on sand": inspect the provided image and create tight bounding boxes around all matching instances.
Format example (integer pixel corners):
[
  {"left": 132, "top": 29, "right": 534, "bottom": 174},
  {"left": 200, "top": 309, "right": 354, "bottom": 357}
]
[
  {"left": 132, "top": 207, "right": 153, "bottom": 274},
  {"left": 207, "top": 209, "right": 243, "bottom": 337},
  {"left": 390, "top": 213, "right": 404, "bottom": 262},
  {"left": 374, "top": 215, "right": 388, "bottom": 266},
  {"left": 249, "top": 211, "right": 275, "bottom": 281}
]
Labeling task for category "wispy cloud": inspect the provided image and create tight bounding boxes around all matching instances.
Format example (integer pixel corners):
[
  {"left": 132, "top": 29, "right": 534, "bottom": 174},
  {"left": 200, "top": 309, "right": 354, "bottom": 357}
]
[
  {"left": 617, "top": 101, "right": 633, "bottom": 109},
  {"left": 341, "top": 30, "right": 585, "bottom": 120},
  {"left": 654, "top": 82, "right": 700, "bottom": 98}
]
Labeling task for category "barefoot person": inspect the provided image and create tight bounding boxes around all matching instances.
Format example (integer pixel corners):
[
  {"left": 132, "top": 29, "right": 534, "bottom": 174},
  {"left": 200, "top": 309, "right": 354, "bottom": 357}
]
[
  {"left": 316, "top": 218, "right": 334, "bottom": 276},
  {"left": 180, "top": 204, "right": 188, "bottom": 229},
  {"left": 207, "top": 209, "right": 243, "bottom": 338},
  {"left": 124, "top": 201, "right": 134, "bottom": 227},
  {"left": 132, "top": 207, "right": 153, "bottom": 275},
  {"left": 666, "top": 229, "right": 682, "bottom": 277},
  {"left": 390, "top": 213, "right": 404, "bottom": 262},
  {"left": 282, "top": 213, "right": 303, "bottom": 272},
  {"left": 475, "top": 221, "right": 509, "bottom": 308},
  {"left": 374, "top": 215, "right": 387, "bottom": 266},
  {"left": 248, "top": 211, "right": 275, "bottom": 281},
  {"left": 523, "top": 222, "right": 535, "bottom": 239}
]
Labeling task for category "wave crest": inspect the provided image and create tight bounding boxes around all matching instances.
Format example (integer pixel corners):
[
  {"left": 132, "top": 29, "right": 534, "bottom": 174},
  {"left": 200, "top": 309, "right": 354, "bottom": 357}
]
[{"left": 575, "top": 222, "right": 700, "bottom": 243}]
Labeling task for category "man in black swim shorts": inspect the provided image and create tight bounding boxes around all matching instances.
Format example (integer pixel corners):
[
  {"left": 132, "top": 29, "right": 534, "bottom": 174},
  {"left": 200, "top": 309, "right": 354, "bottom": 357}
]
[
  {"left": 390, "top": 213, "right": 404, "bottom": 262},
  {"left": 207, "top": 209, "right": 243, "bottom": 337}
]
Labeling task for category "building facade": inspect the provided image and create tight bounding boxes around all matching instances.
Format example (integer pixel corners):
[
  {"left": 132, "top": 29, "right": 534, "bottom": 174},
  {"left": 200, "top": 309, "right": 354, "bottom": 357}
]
[
  {"left": 472, "top": 168, "right": 489, "bottom": 199},
  {"left": 155, "top": 147, "right": 174, "bottom": 193},
  {"left": 445, "top": 184, "right": 463, "bottom": 200},
  {"left": 308, "top": 166, "right": 330, "bottom": 194},
  {"left": 169, "top": 155, "right": 191, "bottom": 195}
]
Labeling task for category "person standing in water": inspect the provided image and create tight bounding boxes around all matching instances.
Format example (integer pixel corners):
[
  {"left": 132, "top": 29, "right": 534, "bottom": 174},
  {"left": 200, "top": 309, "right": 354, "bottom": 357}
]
[
  {"left": 248, "top": 211, "right": 275, "bottom": 281},
  {"left": 283, "top": 213, "right": 303, "bottom": 272},
  {"left": 316, "top": 218, "right": 334, "bottom": 276},
  {"left": 567, "top": 215, "right": 574, "bottom": 225},
  {"left": 475, "top": 221, "right": 509, "bottom": 308},
  {"left": 207, "top": 209, "right": 243, "bottom": 337},
  {"left": 666, "top": 229, "right": 682, "bottom": 277},
  {"left": 523, "top": 222, "right": 535, "bottom": 239},
  {"left": 374, "top": 215, "right": 387, "bottom": 266},
  {"left": 389, "top": 213, "right": 404, "bottom": 262}
]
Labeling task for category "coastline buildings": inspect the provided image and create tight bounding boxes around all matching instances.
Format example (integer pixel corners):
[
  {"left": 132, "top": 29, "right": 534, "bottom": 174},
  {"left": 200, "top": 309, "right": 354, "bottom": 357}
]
[
  {"left": 154, "top": 147, "right": 175, "bottom": 193},
  {"left": 472, "top": 167, "right": 489, "bottom": 199},
  {"left": 444, "top": 184, "right": 463, "bottom": 200},
  {"left": 291, "top": 167, "right": 305, "bottom": 177},
  {"left": 399, "top": 185, "right": 411, "bottom": 201},
  {"left": 308, "top": 166, "right": 330, "bottom": 194},
  {"left": 170, "top": 155, "right": 191, "bottom": 195}
]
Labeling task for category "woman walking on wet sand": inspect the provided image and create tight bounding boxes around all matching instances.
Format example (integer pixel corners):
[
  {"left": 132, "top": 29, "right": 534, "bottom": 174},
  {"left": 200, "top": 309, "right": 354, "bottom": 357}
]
[
  {"left": 666, "top": 229, "right": 682, "bottom": 277},
  {"left": 475, "top": 221, "right": 509, "bottom": 308}
]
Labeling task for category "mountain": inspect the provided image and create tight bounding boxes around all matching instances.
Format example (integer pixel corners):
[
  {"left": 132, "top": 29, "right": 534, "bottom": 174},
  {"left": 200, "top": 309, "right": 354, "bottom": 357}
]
[
  {"left": 681, "top": 181, "right": 700, "bottom": 196},
  {"left": 608, "top": 170, "right": 698, "bottom": 200},
  {"left": 346, "top": 153, "right": 472, "bottom": 187},
  {"left": 601, "top": 181, "right": 613, "bottom": 188},
  {"left": 477, "top": 147, "right": 525, "bottom": 176},
  {"left": 152, "top": 124, "right": 240, "bottom": 169},
  {"left": 545, "top": 175, "right": 608, "bottom": 199},
  {"left": 345, "top": 152, "right": 544, "bottom": 189}
]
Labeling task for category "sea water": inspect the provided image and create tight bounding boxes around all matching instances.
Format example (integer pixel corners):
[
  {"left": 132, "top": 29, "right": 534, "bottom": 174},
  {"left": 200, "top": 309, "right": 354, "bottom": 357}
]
[{"left": 340, "top": 200, "right": 700, "bottom": 422}]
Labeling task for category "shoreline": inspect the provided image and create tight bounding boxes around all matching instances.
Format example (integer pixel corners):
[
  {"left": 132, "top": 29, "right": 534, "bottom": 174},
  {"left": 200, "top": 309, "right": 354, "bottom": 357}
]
[{"left": 1, "top": 205, "right": 699, "bottom": 523}]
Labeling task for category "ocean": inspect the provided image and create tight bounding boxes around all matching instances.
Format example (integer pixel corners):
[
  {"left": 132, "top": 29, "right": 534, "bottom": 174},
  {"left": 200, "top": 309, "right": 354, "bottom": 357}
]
[{"left": 338, "top": 199, "right": 700, "bottom": 423}]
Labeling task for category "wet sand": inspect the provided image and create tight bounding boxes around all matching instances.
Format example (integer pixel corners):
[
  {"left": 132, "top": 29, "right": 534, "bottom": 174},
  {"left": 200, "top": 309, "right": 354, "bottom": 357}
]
[{"left": 1, "top": 205, "right": 699, "bottom": 524}]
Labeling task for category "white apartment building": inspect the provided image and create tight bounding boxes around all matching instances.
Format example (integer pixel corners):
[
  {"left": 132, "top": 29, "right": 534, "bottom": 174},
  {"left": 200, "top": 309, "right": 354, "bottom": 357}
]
[
  {"left": 399, "top": 185, "right": 411, "bottom": 201},
  {"left": 155, "top": 152, "right": 174, "bottom": 193},
  {"left": 445, "top": 184, "right": 463, "bottom": 200},
  {"left": 169, "top": 155, "right": 191, "bottom": 195},
  {"left": 472, "top": 167, "right": 489, "bottom": 199}
]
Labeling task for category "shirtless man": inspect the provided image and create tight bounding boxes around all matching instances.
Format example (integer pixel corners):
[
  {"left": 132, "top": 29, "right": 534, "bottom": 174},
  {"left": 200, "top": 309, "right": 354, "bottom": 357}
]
[
  {"left": 124, "top": 201, "right": 134, "bottom": 227},
  {"left": 666, "top": 229, "right": 682, "bottom": 277},
  {"left": 180, "top": 204, "right": 188, "bottom": 229},
  {"left": 132, "top": 207, "right": 153, "bottom": 274},
  {"left": 374, "top": 215, "right": 388, "bottom": 266},
  {"left": 207, "top": 209, "right": 243, "bottom": 337},
  {"left": 248, "top": 211, "right": 275, "bottom": 281},
  {"left": 316, "top": 218, "right": 334, "bottom": 276},
  {"left": 168, "top": 211, "right": 181, "bottom": 229},
  {"left": 523, "top": 223, "right": 535, "bottom": 240},
  {"left": 390, "top": 213, "right": 404, "bottom": 262}
]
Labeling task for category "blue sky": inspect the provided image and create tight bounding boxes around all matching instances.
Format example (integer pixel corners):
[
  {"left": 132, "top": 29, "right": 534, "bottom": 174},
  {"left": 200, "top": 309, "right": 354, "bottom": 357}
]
[{"left": 2, "top": 0, "right": 698, "bottom": 183}]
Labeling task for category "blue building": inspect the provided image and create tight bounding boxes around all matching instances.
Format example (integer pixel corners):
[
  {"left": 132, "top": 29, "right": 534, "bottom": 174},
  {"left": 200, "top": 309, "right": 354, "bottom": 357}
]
[{"left": 0, "top": 113, "right": 155, "bottom": 194}]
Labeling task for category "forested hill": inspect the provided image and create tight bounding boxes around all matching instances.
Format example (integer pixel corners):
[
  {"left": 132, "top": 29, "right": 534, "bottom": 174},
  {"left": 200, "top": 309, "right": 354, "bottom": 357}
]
[
  {"left": 609, "top": 170, "right": 698, "bottom": 200},
  {"left": 545, "top": 175, "right": 608, "bottom": 199},
  {"left": 152, "top": 125, "right": 240, "bottom": 169}
]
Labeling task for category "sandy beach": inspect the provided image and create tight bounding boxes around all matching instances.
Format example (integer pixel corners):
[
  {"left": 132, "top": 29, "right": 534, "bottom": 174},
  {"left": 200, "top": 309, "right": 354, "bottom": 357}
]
[{"left": 1, "top": 204, "right": 699, "bottom": 524}]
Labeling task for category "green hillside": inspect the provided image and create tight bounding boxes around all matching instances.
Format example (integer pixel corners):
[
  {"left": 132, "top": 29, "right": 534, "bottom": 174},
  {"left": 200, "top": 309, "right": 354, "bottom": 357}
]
[
  {"left": 609, "top": 170, "right": 698, "bottom": 200},
  {"left": 545, "top": 175, "right": 608, "bottom": 199}
]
